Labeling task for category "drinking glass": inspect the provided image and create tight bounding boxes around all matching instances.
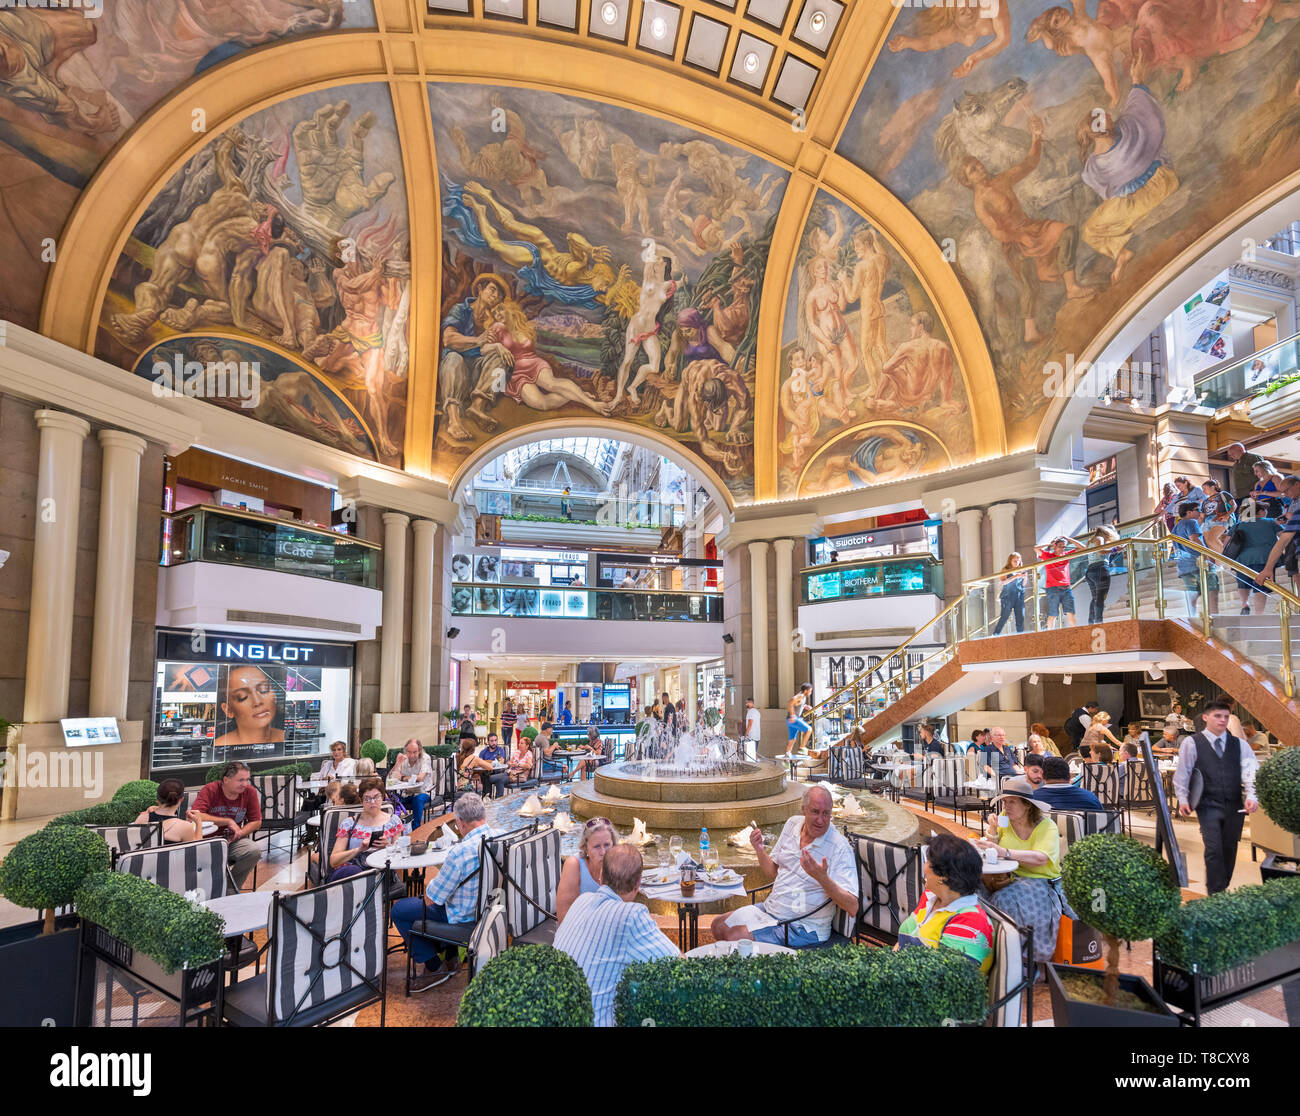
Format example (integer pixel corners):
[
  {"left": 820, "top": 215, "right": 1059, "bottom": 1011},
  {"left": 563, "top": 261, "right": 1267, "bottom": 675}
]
[
  {"left": 657, "top": 848, "right": 671, "bottom": 871},
  {"left": 703, "top": 846, "right": 720, "bottom": 873},
  {"left": 668, "top": 835, "right": 684, "bottom": 863}
]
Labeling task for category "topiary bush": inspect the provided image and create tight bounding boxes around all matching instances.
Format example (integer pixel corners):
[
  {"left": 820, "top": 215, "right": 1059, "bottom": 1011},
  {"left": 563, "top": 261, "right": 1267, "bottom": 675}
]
[
  {"left": 74, "top": 871, "right": 226, "bottom": 974},
  {"left": 360, "top": 738, "right": 388, "bottom": 766},
  {"left": 0, "top": 825, "right": 111, "bottom": 932},
  {"left": 1062, "top": 833, "right": 1181, "bottom": 1004},
  {"left": 111, "top": 780, "right": 159, "bottom": 813},
  {"left": 1155, "top": 877, "right": 1300, "bottom": 975},
  {"left": 457, "top": 945, "right": 593, "bottom": 1027},
  {"left": 1257, "top": 748, "right": 1300, "bottom": 837},
  {"left": 47, "top": 799, "right": 145, "bottom": 828},
  {"left": 427, "top": 743, "right": 456, "bottom": 760},
  {"left": 614, "top": 944, "right": 988, "bottom": 1027},
  {"left": 203, "top": 761, "right": 312, "bottom": 784}
]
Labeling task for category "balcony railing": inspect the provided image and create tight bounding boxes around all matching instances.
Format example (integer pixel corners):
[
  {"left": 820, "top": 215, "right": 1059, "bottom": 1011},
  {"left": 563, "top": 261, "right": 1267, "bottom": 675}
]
[
  {"left": 1194, "top": 329, "right": 1300, "bottom": 410},
  {"left": 801, "top": 553, "right": 943, "bottom": 604},
  {"left": 451, "top": 581, "right": 722, "bottom": 622},
  {"left": 161, "top": 505, "right": 379, "bottom": 588}
]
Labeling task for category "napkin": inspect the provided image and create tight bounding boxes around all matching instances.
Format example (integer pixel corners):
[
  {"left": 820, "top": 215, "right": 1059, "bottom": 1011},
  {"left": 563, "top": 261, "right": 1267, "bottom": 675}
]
[
  {"left": 519, "top": 794, "right": 545, "bottom": 817},
  {"left": 628, "top": 817, "right": 648, "bottom": 845},
  {"left": 543, "top": 784, "right": 564, "bottom": 803},
  {"left": 727, "top": 825, "right": 754, "bottom": 847},
  {"left": 440, "top": 824, "right": 459, "bottom": 846},
  {"left": 553, "top": 811, "right": 576, "bottom": 833},
  {"left": 840, "top": 794, "right": 866, "bottom": 818}
]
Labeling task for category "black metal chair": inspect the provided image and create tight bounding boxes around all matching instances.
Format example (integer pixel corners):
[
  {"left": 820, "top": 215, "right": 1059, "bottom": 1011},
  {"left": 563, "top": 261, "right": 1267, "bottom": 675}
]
[
  {"left": 498, "top": 826, "right": 561, "bottom": 946},
  {"left": 85, "top": 822, "right": 164, "bottom": 867},
  {"left": 849, "top": 833, "right": 923, "bottom": 947},
  {"left": 251, "top": 774, "right": 310, "bottom": 888},
  {"left": 1120, "top": 759, "right": 1157, "bottom": 835},
  {"left": 931, "top": 756, "right": 988, "bottom": 828},
  {"left": 1078, "top": 763, "right": 1123, "bottom": 809},
  {"left": 466, "top": 889, "right": 509, "bottom": 980},
  {"left": 741, "top": 881, "right": 855, "bottom": 949},
  {"left": 1054, "top": 808, "right": 1123, "bottom": 852},
  {"left": 307, "top": 805, "right": 362, "bottom": 889},
  {"left": 222, "top": 870, "right": 387, "bottom": 1027},
  {"left": 983, "top": 897, "right": 1034, "bottom": 1027},
  {"left": 828, "top": 745, "right": 891, "bottom": 794}
]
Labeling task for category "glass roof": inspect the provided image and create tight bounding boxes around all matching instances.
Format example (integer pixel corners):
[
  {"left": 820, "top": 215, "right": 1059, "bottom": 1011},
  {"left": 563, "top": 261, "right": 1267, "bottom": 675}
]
[{"left": 499, "top": 438, "right": 622, "bottom": 479}]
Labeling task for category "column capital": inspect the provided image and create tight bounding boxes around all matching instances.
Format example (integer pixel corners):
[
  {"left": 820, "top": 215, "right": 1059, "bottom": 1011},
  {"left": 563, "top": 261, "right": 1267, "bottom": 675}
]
[
  {"left": 747, "top": 539, "right": 771, "bottom": 558},
  {"left": 35, "top": 409, "right": 90, "bottom": 438},
  {"left": 955, "top": 506, "right": 985, "bottom": 523},
  {"left": 382, "top": 511, "right": 411, "bottom": 530},
  {"left": 987, "top": 501, "right": 1018, "bottom": 517},
  {"left": 411, "top": 518, "right": 438, "bottom": 538},
  {"left": 97, "top": 428, "right": 147, "bottom": 456},
  {"left": 771, "top": 537, "right": 797, "bottom": 555}
]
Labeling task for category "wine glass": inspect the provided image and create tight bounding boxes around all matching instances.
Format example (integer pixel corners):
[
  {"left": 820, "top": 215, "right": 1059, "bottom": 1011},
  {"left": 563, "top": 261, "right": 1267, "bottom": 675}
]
[
  {"left": 668, "top": 835, "right": 684, "bottom": 865},
  {"left": 703, "top": 846, "right": 720, "bottom": 873}
]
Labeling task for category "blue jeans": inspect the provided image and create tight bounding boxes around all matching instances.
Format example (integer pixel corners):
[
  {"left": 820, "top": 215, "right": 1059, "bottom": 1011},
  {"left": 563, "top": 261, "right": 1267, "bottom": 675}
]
[
  {"left": 391, "top": 898, "right": 460, "bottom": 966},
  {"left": 401, "top": 793, "right": 431, "bottom": 826},
  {"left": 993, "top": 585, "right": 1024, "bottom": 634}
]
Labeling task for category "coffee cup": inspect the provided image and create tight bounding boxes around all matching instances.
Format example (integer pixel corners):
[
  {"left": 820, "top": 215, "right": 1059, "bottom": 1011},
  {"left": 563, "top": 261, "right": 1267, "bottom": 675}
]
[
  {"left": 984, "top": 846, "right": 999, "bottom": 866},
  {"left": 735, "top": 938, "right": 754, "bottom": 958}
]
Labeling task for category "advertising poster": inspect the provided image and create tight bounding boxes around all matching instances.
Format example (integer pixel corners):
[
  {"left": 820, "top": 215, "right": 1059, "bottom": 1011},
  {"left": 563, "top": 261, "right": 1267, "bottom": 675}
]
[{"left": 1179, "top": 273, "right": 1232, "bottom": 376}]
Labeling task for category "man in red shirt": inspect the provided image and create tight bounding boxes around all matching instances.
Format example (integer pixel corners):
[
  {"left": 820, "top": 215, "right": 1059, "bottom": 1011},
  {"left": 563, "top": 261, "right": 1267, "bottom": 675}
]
[
  {"left": 1036, "top": 536, "right": 1081, "bottom": 629},
  {"left": 190, "top": 761, "right": 262, "bottom": 889}
]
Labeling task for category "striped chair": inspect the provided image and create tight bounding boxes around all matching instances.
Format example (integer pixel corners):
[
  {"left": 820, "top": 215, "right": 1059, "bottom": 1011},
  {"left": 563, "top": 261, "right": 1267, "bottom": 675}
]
[
  {"left": 467, "top": 890, "right": 509, "bottom": 980},
  {"left": 222, "top": 869, "right": 387, "bottom": 1027},
  {"left": 86, "top": 822, "right": 164, "bottom": 865},
  {"left": 307, "top": 805, "right": 362, "bottom": 889},
  {"left": 850, "top": 834, "right": 922, "bottom": 947},
  {"left": 1120, "top": 759, "right": 1157, "bottom": 834},
  {"left": 742, "top": 880, "right": 855, "bottom": 949},
  {"left": 984, "top": 898, "right": 1032, "bottom": 1027},
  {"left": 1078, "top": 764, "right": 1123, "bottom": 809},
  {"left": 829, "top": 745, "right": 889, "bottom": 793},
  {"left": 501, "top": 826, "right": 561, "bottom": 945},
  {"left": 251, "top": 774, "right": 309, "bottom": 886},
  {"left": 115, "top": 836, "right": 237, "bottom": 900},
  {"left": 1055, "top": 808, "right": 1123, "bottom": 853},
  {"left": 931, "top": 757, "right": 987, "bottom": 827}
]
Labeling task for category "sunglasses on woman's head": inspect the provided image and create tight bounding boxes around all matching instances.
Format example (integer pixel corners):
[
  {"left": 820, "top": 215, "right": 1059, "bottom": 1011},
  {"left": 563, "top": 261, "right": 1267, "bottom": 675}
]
[{"left": 585, "top": 817, "right": 612, "bottom": 828}]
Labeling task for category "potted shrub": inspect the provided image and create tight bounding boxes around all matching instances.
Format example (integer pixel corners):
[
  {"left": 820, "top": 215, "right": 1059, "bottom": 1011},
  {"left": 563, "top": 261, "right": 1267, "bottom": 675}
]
[
  {"left": 457, "top": 945, "right": 593, "bottom": 1027},
  {"left": 1255, "top": 748, "right": 1300, "bottom": 880},
  {"left": 1054, "top": 834, "right": 1182, "bottom": 1026},
  {"left": 519, "top": 725, "right": 540, "bottom": 745},
  {"left": 1249, "top": 371, "right": 1300, "bottom": 429},
  {"left": 360, "top": 738, "right": 388, "bottom": 770},
  {"left": 0, "top": 825, "right": 110, "bottom": 1026}
]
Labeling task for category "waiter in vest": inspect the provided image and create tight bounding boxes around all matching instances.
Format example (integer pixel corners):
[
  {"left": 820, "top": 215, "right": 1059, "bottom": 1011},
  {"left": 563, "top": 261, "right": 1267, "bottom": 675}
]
[{"left": 1173, "top": 699, "right": 1259, "bottom": 893}]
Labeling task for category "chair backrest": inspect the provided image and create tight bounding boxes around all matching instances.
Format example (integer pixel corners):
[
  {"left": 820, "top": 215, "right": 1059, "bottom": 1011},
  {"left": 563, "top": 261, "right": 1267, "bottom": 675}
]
[
  {"left": 476, "top": 824, "right": 538, "bottom": 920},
  {"left": 1078, "top": 763, "right": 1122, "bottom": 807},
  {"left": 312, "top": 805, "right": 363, "bottom": 887},
  {"left": 116, "top": 837, "right": 235, "bottom": 900},
  {"left": 1055, "top": 809, "right": 1123, "bottom": 852},
  {"left": 984, "top": 898, "right": 1030, "bottom": 1028},
  {"left": 1122, "top": 759, "right": 1156, "bottom": 808},
  {"left": 468, "top": 890, "right": 508, "bottom": 979},
  {"left": 429, "top": 755, "right": 453, "bottom": 801},
  {"left": 253, "top": 774, "right": 299, "bottom": 822},
  {"left": 928, "top": 756, "right": 965, "bottom": 795},
  {"left": 851, "top": 834, "right": 922, "bottom": 943},
  {"left": 830, "top": 745, "right": 865, "bottom": 783},
  {"left": 503, "top": 827, "right": 561, "bottom": 938},
  {"left": 86, "top": 821, "right": 164, "bottom": 861},
  {"left": 263, "top": 869, "right": 385, "bottom": 1025}
]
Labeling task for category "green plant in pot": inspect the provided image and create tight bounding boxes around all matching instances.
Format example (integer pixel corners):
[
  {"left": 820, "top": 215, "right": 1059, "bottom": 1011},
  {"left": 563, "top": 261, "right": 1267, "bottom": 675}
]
[
  {"left": 1256, "top": 748, "right": 1300, "bottom": 876},
  {"left": 0, "top": 825, "right": 111, "bottom": 933},
  {"left": 1060, "top": 834, "right": 1181, "bottom": 1011},
  {"left": 360, "top": 738, "right": 388, "bottom": 767},
  {"left": 519, "top": 725, "right": 539, "bottom": 744},
  {"left": 457, "top": 945, "right": 593, "bottom": 1026}
]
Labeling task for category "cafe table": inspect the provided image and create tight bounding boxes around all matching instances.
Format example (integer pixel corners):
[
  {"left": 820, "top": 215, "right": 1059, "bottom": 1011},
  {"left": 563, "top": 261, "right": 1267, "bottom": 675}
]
[
  {"left": 550, "top": 749, "right": 591, "bottom": 779},
  {"left": 640, "top": 871, "right": 746, "bottom": 952},
  {"left": 684, "top": 940, "right": 794, "bottom": 958},
  {"left": 203, "top": 892, "right": 274, "bottom": 984}
]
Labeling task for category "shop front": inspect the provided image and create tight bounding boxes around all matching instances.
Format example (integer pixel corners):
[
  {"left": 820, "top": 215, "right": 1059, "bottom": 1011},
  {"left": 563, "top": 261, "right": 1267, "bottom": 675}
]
[
  {"left": 808, "top": 645, "right": 944, "bottom": 737},
  {"left": 150, "top": 628, "right": 355, "bottom": 778},
  {"left": 696, "top": 659, "right": 726, "bottom": 720}
]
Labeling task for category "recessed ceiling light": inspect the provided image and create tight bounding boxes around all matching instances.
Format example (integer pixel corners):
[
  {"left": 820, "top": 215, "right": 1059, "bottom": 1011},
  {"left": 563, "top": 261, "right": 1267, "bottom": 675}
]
[
  {"left": 810, "top": 10, "right": 826, "bottom": 32},
  {"left": 600, "top": 1, "right": 618, "bottom": 24},
  {"left": 743, "top": 51, "right": 759, "bottom": 72},
  {"left": 651, "top": 15, "right": 667, "bottom": 38}
]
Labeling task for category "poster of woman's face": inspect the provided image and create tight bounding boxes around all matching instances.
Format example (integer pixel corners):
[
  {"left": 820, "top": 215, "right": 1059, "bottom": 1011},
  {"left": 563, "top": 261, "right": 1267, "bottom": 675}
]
[
  {"left": 214, "top": 663, "right": 286, "bottom": 749},
  {"left": 451, "top": 554, "right": 472, "bottom": 581},
  {"left": 475, "top": 555, "right": 500, "bottom": 583}
]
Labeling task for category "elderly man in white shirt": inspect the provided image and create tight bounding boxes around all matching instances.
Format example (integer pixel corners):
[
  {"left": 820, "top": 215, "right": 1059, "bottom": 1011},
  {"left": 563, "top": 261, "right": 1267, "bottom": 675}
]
[
  {"left": 709, "top": 784, "right": 858, "bottom": 948},
  {"left": 389, "top": 738, "right": 435, "bottom": 826}
]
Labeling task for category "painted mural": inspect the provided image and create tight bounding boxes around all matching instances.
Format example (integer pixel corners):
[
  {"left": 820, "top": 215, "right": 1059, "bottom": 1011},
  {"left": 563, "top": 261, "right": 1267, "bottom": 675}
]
[
  {"left": 0, "top": 2, "right": 373, "bottom": 328},
  {"left": 428, "top": 84, "right": 789, "bottom": 503},
  {"left": 838, "top": 2, "right": 1300, "bottom": 447},
  {"left": 96, "top": 85, "right": 409, "bottom": 465},
  {"left": 778, "top": 193, "right": 970, "bottom": 498}
]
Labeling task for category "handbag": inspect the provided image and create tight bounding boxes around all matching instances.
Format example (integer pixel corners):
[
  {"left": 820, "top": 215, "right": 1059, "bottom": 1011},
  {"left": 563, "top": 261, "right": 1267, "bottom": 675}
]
[{"left": 1222, "top": 528, "right": 1244, "bottom": 562}]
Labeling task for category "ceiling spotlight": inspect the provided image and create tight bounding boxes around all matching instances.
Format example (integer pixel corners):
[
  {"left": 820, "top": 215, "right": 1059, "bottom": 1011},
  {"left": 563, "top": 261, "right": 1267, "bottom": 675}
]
[
  {"left": 1029, "top": 673, "right": 1039, "bottom": 685},
  {"left": 600, "top": 1, "right": 618, "bottom": 24},
  {"left": 810, "top": 10, "right": 826, "bottom": 32},
  {"left": 743, "top": 51, "right": 760, "bottom": 73},
  {"left": 650, "top": 15, "right": 667, "bottom": 38},
  {"left": 446, "top": 627, "right": 461, "bottom": 640},
  {"left": 1063, "top": 673, "right": 1072, "bottom": 685},
  {"left": 993, "top": 672, "right": 1003, "bottom": 685}
]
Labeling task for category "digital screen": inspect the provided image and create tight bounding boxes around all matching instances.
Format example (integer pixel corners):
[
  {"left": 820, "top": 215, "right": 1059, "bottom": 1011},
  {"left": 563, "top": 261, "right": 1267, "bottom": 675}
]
[{"left": 61, "top": 718, "right": 122, "bottom": 748}]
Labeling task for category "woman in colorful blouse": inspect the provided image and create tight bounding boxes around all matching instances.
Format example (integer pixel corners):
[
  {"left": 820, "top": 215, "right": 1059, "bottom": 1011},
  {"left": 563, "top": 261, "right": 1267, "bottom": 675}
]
[
  {"left": 897, "top": 833, "right": 993, "bottom": 974},
  {"left": 328, "top": 777, "right": 402, "bottom": 881}
]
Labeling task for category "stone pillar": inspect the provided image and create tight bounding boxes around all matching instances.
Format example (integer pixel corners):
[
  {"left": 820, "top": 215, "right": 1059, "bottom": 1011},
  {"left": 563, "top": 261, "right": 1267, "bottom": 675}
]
[
  {"left": 772, "top": 537, "right": 796, "bottom": 702},
  {"left": 1154, "top": 410, "right": 1210, "bottom": 498},
  {"left": 409, "top": 518, "right": 436, "bottom": 713},
  {"left": 679, "top": 663, "right": 697, "bottom": 724},
  {"left": 380, "top": 512, "right": 410, "bottom": 713},
  {"left": 748, "top": 540, "right": 771, "bottom": 709},
  {"left": 986, "top": 501, "right": 1021, "bottom": 711},
  {"left": 24, "top": 411, "right": 90, "bottom": 723},
  {"left": 88, "top": 430, "right": 147, "bottom": 720},
  {"left": 954, "top": 507, "right": 986, "bottom": 712}
]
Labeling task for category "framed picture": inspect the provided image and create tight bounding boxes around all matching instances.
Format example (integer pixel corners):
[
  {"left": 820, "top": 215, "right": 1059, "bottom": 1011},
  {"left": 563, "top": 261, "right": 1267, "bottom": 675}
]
[{"left": 1138, "top": 689, "right": 1174, "bottom": 718}]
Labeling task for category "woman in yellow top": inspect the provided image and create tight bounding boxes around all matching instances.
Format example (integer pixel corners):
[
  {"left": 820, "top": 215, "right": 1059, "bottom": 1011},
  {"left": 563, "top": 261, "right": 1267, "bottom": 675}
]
[{"left": 974, "top": 776, "right": 1074, "bottom": 966}]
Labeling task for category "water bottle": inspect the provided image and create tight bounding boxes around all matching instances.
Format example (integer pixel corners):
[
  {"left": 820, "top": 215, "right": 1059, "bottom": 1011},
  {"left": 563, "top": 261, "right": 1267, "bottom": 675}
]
[{"left": 700, "top": 827, "right": 710, "bottom": 858}]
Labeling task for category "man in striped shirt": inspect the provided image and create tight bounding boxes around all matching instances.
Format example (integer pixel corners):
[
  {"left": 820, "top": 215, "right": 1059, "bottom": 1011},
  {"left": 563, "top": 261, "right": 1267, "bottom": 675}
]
[{"left": 554, "top": 843, "right": 678, "bottom": 1026}]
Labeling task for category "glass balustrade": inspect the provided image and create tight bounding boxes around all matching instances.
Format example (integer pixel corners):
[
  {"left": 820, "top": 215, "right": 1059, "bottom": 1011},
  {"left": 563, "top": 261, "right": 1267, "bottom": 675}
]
[
  {"left": 449, "top": 581, "right": 723, "bottom": 622},
  {"left": 801, "top": 554, "right": 943, "bottom": 604},
  {"left": 1195, "top": 331, "right": 1300, "bottom": 410},
  {"left": 161, "top": 505, "right": 379, "bottom": 588}
]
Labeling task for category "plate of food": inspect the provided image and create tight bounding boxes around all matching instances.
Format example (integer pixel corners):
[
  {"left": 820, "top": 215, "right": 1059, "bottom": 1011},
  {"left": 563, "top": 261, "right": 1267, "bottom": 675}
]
[
  {"left": 641, "top": 869, "right": 679, "bottom": 887},
  {"left": 703, "top": 869, "right": 741, "bottom": 887}
]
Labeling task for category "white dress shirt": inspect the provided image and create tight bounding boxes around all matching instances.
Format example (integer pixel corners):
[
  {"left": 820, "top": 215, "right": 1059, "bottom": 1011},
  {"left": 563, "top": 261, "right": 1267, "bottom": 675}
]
[
  {"left": 1173, "top": 731, "right": 1258, "bottom": 806},
  {"left": 390, "top": 751, "right": 434, "bottom": 794},
  {"left": 761, "top": 814, "right": 859, "bottom": 940},
  {"left": 318, "top": 756, "right": 356, "bottom": 781}
]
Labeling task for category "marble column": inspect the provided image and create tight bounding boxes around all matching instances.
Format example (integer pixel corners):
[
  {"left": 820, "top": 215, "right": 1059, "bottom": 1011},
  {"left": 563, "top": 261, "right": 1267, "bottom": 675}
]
[
  {"left": 409, "top": 519, "right": 436, "bottom": 713},
  {"left": 772, "top": 537, "right": 796, "bottom": 702},
  {"left": 678, "top": 663, "right": 697, "bottom": 724},
  {"left": 89, "top": 430, "right": 148, "bottom": 720},
  {"left": 380, "top": 512, "right": 410, "bottom": 713},
  {"left": 986, "top": 502, "right": 1021, "bottom": 711},
  {"left": 24, "top": 411, "right": 90, "bottom": 723},
  {"left": 747, "top": 540, "right": 771, "bottom": 709},
  {"left": 954, "top": 507, "right": 986, "bottom": 712}
]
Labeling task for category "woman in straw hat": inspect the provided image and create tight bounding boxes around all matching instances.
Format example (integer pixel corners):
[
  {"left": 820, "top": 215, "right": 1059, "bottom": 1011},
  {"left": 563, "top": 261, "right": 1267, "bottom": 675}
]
[{"left": 974, "top": 776, "right": 1076, "bottom": 966}]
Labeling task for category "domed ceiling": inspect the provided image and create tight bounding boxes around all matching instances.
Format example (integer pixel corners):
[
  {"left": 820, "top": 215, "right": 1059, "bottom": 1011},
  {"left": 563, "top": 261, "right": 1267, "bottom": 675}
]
[{"left": 17, "top": 1, "right": 1300, "bottom": 508}]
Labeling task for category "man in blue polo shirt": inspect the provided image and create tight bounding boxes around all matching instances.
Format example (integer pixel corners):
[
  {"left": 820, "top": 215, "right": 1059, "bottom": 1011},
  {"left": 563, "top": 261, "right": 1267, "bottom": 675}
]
[
  {"left": 1033, "top": 756, "right": 1104, "bottom": 810},
  {"left": 1256, "top": 474, "right": 1300, "bottom": 592}
]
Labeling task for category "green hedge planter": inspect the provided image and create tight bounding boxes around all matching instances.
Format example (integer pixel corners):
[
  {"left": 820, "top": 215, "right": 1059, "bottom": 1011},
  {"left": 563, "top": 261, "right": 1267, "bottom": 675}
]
[
  {"left": 519, "top": 726, "right": 539, "bottom": 743},
  {"left": 74, "top": 871, "right": 226, "bottom": 974},
  {"left": 111, "top": 780, "right": 160, "bottom": 812},
  {"left": 0, "top": 825, "right": 111, "bottom": 932},
  {"left": 614, "top": 945, "right": 988, "bottom": 1027},
  {"left": 202, "top": 761, "right": 312, "bottom": 785},
  {"left": 47, "top": 800, "right": 147, "bottom": 828},
  {"left": 1257, "top": 749, "right": 1300, "bottom": 837},
  {"left": 1155, "top": 877, "right": 1300, "bottom": 976},
  {"left": 458, "top": 945, "right": 593, "bottom": 1027}
]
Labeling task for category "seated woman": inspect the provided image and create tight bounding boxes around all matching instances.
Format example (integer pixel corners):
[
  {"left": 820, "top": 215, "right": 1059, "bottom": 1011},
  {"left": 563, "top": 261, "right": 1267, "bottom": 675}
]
[
  {"left": 507, "top": 735, "right": 535, "bottom": 784},
  {"left": 306, "top": 781, "right": 354, "bottom": 875},
  {"left": 974, "top": 778, "right": 1073, "bottom": 971},
  {"left": 1030, "top": 722, "right": 1061, "bottom": 756},
  {"left": 556, "top": 817, "right": 616, "bottom": 923},
  {"left": 573, "top": 726, "right": 604, "bottom": 780},
  {"left": 354, "top": 757, "right": 377, "bottom": 778},
  {"left": 457, "top": 737, "right": 495, "bottom": 792},
  {"left": 134, "top": 778, "right": 203, "bottom": 843},
  {"left": 328, "top": 777, "right": 402, "bottom": 881},
  {"left": 897, "top": 833, "right": 993, "bottom": 974}
]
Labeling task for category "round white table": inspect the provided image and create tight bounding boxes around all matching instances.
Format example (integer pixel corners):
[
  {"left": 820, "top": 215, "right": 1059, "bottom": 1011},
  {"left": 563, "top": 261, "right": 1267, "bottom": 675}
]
[
  {"left": 204, "top": 891, "right": 274, "bottom": 937},
  {"left": 201, "top": 821, "right": 217, "bottom": 836},
  {"left": 980, "top": 859, "right": 1019, "bottom": 875},
  {"left": 300, "top": 779, "right": 329, "bottom": 791},
  {"left": 641, "top": 875, "right": 746, "bottom": 951},
  {"left": 305, "top": 816, "right": 320, "bottom": 829},
  {"left": 365, "top": 847, "right": 449, "bottom": 871},
  {"left": 385, "top": 779, "right": 420, "bottom": 793},
  {"left": 685, "top": 940, "right": 794, "bottom": 958}
]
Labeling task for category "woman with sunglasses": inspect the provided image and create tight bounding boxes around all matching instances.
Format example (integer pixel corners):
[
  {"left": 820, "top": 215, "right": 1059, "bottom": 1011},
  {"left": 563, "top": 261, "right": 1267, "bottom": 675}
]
[
  {"left": 328, "top": 777, "right": 402, "bottom": 881},
  {"left": 555, "top": 817, "right": 617, "bottom": 923}
]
